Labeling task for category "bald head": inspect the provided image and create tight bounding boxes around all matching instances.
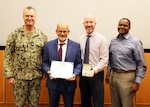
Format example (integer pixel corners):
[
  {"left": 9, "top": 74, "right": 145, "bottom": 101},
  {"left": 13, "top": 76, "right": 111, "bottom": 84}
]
[
  {"left": 83, "top": 15, "right": 96, "bottom": 34},
  {"left": 84, "top": 15, "right": 96, "bottom": 23},
  {"left": 56, "top": 22, "right": 69, "bottom": 31},
  {"left": 56, "top": 22, "right": 70, "bottom": 43}
]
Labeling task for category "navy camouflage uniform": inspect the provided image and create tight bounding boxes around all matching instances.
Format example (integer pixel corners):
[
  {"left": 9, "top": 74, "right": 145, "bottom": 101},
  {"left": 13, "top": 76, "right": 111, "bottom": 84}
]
[{"left": 4, "top": 26, "right": 47, "bottom": 107}]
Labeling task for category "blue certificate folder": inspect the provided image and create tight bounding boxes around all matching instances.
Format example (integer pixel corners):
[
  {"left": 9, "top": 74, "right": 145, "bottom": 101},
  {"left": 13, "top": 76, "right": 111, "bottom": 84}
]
[{"left": 50, "top": 60, "right": 74, "bottom": 78}]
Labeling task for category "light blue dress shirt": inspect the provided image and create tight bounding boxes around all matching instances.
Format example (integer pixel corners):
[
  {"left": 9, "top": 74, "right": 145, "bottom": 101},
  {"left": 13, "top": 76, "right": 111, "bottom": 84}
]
[{"left": 106, "top": 33, "right": 146, "bottom": 84}]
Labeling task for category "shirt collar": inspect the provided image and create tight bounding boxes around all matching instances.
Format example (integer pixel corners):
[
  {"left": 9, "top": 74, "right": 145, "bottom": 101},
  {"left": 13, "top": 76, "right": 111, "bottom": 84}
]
[
  {"left": 58, "top": 39, "right": 68, "bottom": 45},
  {"left": 86, "top": 31, "right": 95, "bottom": 37},
  {"left": 124, "top": 33, "right": 130, "bottom": 39},
  {"left": 20, "top": 26, "right": 38, "bottom": 37},
  {"left": 116, "top": 33, "right": 130, "bottom": 40}
]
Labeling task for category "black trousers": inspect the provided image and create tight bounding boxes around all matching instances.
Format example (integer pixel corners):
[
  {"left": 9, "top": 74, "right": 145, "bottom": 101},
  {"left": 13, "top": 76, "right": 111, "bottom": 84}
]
[{"left": 79, "top": 71, "right": 104, "bottom": 107}]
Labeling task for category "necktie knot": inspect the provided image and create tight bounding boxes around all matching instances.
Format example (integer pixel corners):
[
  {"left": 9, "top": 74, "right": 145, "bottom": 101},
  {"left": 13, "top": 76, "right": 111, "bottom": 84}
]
[{"left": 59, "top": 43, "right": 64, "bottom": 46}]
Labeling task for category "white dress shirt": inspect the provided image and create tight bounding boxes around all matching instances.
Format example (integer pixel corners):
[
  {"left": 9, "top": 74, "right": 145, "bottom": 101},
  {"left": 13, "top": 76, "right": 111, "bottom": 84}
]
[
  {"left": 79, "top": 31, "right": 109, "bottom": 74},
  {"left": 58, "top": 39, "right": 68, "bottom": 62}
]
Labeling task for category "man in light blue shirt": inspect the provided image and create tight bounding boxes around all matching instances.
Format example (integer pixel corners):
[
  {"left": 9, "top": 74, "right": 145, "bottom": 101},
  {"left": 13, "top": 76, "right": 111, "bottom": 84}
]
[{"left": 106, "top": 18, "right": 146, "bottom": 107}]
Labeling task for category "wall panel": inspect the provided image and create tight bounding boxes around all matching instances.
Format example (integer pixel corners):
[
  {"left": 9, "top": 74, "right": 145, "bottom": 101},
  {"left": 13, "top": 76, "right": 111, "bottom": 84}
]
[
  {"left": 135, "top": 53, "right": 150, "bottom": 105},
  {"left": 0, "top": 51, "right": 5, "bottom": 103},
  {"left": 39, "top": 79, "right": 49, "bottom": 104},
  {"left": 1, "top": 50, "right": 150, "bottom": 107}
]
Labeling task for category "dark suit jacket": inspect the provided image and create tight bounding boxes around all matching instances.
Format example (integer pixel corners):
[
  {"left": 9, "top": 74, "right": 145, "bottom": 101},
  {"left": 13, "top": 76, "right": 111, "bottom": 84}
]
[{"left": 42, "top": 39, "right": 82, "bottom": 92}]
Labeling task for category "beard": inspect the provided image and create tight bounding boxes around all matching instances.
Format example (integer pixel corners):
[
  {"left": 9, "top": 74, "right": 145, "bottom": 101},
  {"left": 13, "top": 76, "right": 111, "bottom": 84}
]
[{"left": 86, "top": 27, "right": 94, "bottom": 34}]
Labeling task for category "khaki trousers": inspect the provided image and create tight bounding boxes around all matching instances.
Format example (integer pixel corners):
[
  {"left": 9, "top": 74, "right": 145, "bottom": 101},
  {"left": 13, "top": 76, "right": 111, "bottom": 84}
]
[{"left": 110, "top": 71, "right": 136, "bottom": 107}]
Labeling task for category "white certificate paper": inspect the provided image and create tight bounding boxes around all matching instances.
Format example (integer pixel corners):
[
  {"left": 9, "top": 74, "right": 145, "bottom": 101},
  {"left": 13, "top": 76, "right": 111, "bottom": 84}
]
[
  {"left": 50, "top": 61, "right": 74, "bottom": 78},
  {"left": 82, "top": 64, "right": 92, "bottom": 77}
]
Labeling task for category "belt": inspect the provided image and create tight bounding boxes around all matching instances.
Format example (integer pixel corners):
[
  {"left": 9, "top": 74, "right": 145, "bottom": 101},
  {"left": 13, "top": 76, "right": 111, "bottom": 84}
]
[{"left": 113, "top": 68, "right": 136, "bottom": 73}]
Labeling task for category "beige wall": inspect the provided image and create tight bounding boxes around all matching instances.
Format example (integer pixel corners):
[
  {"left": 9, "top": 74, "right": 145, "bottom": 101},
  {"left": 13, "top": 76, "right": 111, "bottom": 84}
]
[{"left": 0, "top": 0, "right": 150, "bottom": 48}]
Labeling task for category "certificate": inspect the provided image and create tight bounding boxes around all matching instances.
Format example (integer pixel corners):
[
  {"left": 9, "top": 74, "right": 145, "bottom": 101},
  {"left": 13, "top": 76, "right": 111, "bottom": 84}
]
[
  {"left": 82, "top": 64, "right": 92, "bottom": 77},
  {"left": 50, "top": 61, "right": 74, "bottom": 78}
]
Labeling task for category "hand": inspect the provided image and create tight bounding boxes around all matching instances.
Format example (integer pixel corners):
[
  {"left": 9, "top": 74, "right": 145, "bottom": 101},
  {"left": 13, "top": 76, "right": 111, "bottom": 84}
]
[
  {"left": 50, "top": 77, "right": 56, "bottom": 80},
  {"left": 47, "top": 71, "right": 56, "bottom": 80},
  {"left": 130, "top": 82, "right": 139, "bottom": 93},
  {"left": 89, "top": 70, "right": 95, "bottom": 77},
  {"left": 105, "top": 76, "right": 110, "bottom": 84},
  {"left": 7, "top": 77, "right": 16, "bottom": 85},
  {"left": 66, "top": 74, "right": 76, "bottom": 81},
  {"left": 47, "top": 71, "right": 51, "bottom": 76}
]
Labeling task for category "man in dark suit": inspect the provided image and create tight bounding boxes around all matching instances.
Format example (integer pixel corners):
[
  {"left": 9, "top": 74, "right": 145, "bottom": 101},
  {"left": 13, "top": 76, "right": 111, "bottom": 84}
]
[{"left": 42, "top": 22, "right": 82, "bottom": 107}]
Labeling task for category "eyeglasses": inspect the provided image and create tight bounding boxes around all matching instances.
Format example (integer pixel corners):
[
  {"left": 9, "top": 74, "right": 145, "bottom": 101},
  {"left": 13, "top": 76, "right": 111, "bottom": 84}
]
[{"left": 57, "top": 30, "right": 69, "bottom": 34}]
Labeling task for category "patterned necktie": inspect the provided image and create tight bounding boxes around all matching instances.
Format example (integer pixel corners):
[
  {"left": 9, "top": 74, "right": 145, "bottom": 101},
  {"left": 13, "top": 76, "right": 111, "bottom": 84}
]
[
  {"left": 58, "top": 43, "right": 64, "bottom": 61},
  {"left": 84, "top": 35, "right": 90, "bottom": 64}
]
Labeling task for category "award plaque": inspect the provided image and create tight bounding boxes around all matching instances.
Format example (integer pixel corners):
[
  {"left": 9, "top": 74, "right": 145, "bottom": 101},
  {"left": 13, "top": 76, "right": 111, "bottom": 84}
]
[{"left": 82, "top": 64, "right": 92, "bottom": 77}]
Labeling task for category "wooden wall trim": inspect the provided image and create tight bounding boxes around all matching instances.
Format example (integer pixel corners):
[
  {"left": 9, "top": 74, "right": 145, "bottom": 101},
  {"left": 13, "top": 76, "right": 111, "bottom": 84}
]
[
  {"left": 144, "top": 49, "right": 150, "bottom": 52},
  {"left": 0, "top": 46, "right": 5, "bottom": 50},
  {"left": 1, "top": 46, "right": 150, "bottom": 52}
]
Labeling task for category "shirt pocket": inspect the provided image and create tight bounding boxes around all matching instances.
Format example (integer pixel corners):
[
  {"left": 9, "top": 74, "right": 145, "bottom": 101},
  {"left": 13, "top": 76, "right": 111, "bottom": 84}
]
[{"left": 15, "top": 39, "right": 28, "bottom": 51}]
